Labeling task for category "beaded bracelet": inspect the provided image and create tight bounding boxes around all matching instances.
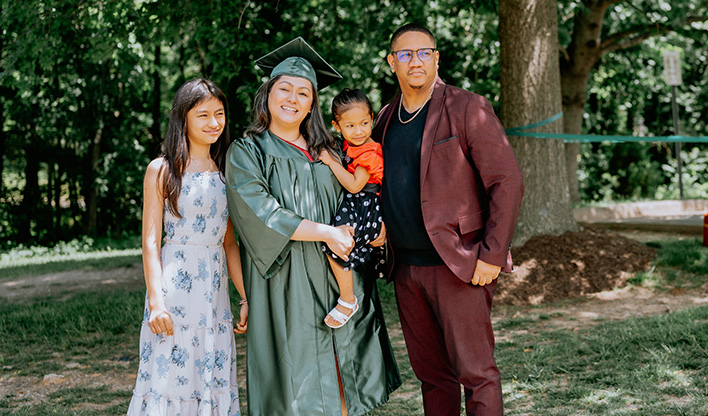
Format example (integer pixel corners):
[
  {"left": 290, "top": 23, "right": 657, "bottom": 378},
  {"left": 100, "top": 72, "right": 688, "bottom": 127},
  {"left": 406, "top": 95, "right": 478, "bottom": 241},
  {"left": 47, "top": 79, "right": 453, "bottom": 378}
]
[{"left": 238, "top": 299, "right": 248, "bottom": 306}]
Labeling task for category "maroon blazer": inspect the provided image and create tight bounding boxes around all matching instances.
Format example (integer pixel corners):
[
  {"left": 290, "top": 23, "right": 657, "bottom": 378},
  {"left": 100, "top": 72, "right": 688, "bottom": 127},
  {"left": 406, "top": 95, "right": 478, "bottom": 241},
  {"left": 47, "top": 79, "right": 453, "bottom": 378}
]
[{"left": 372, "top": 77, "right": 524, "bottom": 283}]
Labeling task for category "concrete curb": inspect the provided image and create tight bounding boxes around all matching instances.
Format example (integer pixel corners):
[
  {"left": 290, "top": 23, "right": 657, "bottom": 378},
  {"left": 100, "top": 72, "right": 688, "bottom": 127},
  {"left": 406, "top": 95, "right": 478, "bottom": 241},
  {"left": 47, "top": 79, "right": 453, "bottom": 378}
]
[{"left": 573, "top": 200, "right": 708, "bottom": 235}]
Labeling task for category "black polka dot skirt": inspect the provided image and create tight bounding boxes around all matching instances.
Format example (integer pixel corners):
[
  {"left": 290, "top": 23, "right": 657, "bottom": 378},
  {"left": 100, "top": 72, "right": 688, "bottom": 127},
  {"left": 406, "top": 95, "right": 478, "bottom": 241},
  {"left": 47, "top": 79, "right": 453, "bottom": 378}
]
[{"left": 323, "top": 190, "right": 385, "bottom": 276}]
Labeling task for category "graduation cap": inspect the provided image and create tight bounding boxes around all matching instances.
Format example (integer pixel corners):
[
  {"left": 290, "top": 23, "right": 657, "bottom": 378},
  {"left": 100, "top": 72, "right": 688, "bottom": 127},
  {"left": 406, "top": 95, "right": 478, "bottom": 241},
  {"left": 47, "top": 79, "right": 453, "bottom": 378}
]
[{"left": 255, "top": 37, "right": 342, "bottom": 90}]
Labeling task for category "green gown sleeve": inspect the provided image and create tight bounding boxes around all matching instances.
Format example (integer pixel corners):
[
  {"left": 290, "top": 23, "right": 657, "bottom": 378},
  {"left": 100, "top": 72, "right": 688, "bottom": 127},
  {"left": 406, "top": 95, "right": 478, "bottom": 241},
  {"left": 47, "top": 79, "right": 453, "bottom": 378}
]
[{"left": 225, "top": 136, "right": 303, "bottom": 278}]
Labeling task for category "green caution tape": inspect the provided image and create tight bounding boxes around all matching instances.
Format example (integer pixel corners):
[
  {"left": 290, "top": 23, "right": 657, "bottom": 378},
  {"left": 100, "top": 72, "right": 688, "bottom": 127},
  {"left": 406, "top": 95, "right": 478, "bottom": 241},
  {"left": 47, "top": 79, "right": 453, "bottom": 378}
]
[
  {"left": 505, "top": 112, "right": 708, "bottom": 143},
  {"left": 505, "top": 112, "right": 564, "bottom": 135}
]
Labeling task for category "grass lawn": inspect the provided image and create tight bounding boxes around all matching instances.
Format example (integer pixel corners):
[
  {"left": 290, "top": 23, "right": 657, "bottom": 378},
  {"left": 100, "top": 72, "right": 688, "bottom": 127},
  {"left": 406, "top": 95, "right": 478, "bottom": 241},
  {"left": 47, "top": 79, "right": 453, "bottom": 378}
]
[{"left": 1, "top": 237, "right": 708, "bottom": 415}]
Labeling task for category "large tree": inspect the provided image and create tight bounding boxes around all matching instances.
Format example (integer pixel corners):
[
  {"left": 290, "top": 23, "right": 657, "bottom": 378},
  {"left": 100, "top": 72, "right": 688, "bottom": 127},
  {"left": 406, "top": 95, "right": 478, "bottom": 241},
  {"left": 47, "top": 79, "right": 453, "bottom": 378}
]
[
  {"left": 499, "top": 0, "right": 579, "bottom": 245},
  {"left": 559, "top": 0, "right": 708, "bottom": 201}
]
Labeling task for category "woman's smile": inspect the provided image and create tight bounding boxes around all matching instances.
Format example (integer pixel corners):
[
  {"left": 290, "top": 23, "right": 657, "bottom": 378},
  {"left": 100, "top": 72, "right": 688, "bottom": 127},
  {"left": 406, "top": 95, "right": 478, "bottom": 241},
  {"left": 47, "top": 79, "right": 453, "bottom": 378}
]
[{"left": 268, "top": 75, "right": 313, "bottom": 132}]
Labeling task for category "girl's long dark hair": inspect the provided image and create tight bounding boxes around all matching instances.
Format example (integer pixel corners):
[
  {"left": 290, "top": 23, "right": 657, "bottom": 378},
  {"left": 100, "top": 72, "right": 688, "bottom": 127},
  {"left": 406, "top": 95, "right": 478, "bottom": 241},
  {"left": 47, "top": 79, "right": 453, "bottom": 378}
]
[
  {"left": 245, "top": 75, "right": 338, "bottom": 159},
  {"left": 161, "top": 78, "right": 230, "bottom": 217}
]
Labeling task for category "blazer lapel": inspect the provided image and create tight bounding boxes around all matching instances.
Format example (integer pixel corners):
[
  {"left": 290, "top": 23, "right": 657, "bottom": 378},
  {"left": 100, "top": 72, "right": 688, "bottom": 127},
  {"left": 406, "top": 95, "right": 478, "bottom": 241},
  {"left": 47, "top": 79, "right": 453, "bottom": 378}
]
[{"left": 420, "top": 77, "right": 446, "bottom": 187}]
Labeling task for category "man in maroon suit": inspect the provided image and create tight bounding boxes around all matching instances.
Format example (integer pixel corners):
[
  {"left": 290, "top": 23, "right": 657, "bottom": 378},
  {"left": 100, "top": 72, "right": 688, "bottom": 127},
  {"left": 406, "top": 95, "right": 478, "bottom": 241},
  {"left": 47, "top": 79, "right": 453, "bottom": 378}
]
[{"left": 372, "top": 23, "right": 524, "bottom": 415}]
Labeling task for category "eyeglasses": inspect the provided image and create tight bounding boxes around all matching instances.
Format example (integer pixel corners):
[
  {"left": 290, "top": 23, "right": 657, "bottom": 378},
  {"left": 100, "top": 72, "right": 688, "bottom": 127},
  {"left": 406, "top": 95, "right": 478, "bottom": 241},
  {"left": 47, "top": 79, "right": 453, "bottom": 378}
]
[{"left": 390, "top": 48, "right": 437, "bottom": 63}]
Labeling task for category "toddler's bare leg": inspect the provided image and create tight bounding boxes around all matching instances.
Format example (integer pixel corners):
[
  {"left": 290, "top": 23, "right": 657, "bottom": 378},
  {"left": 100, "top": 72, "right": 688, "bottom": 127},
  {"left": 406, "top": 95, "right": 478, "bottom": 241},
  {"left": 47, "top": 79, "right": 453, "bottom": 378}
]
[{"left": 324, "top": 256, "right": 356, "bottom": 327}]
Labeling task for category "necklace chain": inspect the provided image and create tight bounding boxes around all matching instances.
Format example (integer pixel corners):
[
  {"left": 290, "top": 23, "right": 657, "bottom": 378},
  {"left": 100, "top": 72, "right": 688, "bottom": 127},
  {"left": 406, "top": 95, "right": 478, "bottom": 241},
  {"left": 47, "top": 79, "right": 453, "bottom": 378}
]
[{"left": 398, "top": 87, "right": 434, "bottom": 125}]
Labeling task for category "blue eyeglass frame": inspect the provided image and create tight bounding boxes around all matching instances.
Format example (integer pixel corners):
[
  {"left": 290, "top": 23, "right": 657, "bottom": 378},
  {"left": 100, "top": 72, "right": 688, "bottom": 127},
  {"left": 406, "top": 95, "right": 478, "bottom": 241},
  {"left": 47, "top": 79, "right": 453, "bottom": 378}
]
[{"left": 390, "top": 48, "right": 437, "bottom": 63}]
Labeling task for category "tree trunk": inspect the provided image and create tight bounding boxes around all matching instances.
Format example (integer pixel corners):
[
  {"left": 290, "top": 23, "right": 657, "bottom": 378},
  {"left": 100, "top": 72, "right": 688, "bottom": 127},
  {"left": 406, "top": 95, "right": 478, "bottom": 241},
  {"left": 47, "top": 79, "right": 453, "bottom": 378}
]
[
  {"left": 562, "top": 99, "right": 584, "bottom": 202},
  {"left": 85, "top": 124, "right": 102, "bottom": 236},
  {"left": 0, "top": 94, "right": 5, "bottom": 198},
  {"left": 149, "top": 43, "right": 162, "bottom": 158},
  {"left": 178, "top": 39, "right": 186, "bottom": 88},
  {"left": 18, "top": 140, "right": 40, "bottom": 242},
  {"left": 54, "top": 161, "right": 61, "bottom": 234},
  {"left": 499, "top": 0, "right": 579, "bottom": 246},
  {"left": 0, "top": 9, "right": 5, "bottom": 198},
  {"left": 560, "top": 0, "right": 614, "bottom": 201},
  {"left": 69, "top": 172, "right": 80, "bottom": 225},
  {"left": 48, "top": 159, "right": 55, "bottom": 230}
]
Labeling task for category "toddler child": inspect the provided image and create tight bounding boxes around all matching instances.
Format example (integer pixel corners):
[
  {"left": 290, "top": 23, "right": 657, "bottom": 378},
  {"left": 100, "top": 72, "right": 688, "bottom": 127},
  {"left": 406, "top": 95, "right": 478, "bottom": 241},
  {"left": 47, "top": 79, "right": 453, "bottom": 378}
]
[{"left": 319, "top": 88, "right": 385, "bottom": 329}]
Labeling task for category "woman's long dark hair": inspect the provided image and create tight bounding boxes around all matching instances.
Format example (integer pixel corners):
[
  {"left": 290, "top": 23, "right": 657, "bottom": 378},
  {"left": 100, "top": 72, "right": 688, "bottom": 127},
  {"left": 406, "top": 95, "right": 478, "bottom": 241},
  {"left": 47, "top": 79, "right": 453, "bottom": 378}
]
[
  {"left": 245, "top": 75, "right": 338, "bottom": 159},
  {"left": 161, "top": 78, "right": 230, "bottom": 217}
]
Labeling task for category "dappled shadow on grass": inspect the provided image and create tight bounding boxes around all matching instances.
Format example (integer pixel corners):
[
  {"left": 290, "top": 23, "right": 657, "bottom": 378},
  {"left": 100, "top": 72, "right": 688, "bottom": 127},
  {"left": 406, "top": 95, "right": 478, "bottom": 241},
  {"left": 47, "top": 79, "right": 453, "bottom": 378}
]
[
  {"left": 499, "top": 305, "right": 708, "bottom": 415},
  {"left": 0, "top": 287, "right": 146, "bottom": 372},
  {"left": 0, "top": 287, "right": 145, "bottom": 414},
  {"left": 0, "top": 282, "right": 415, "bottom": 415},
  {"left": 6, "top": 278, "right": 708, "bottom": 414}
]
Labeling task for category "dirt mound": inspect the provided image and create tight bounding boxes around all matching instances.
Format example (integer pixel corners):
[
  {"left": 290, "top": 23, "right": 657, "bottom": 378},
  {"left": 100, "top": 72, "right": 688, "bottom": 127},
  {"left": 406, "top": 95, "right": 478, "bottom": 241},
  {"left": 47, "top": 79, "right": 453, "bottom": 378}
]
[{"left": 497, "top": 228, "right": 656, "bottom": 305}]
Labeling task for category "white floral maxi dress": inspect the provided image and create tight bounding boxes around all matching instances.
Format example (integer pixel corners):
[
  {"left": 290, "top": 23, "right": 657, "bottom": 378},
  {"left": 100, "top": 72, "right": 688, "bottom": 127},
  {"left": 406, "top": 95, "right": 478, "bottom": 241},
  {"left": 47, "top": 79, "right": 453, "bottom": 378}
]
[{"left": 127, "top": 171, "right": 241, "bottom": 416}]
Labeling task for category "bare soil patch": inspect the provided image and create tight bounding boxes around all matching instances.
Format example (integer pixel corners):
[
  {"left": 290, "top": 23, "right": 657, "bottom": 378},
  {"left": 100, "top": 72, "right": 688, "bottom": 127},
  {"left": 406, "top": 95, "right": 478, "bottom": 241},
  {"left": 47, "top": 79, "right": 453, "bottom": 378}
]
[
  {"left": 0, "top": 262, "right": 144, "bottom": 301},
  {"left": 493, "top": 285, "right": 708, "bottom": 342},
  {"left": 496, "top": 228, "right": 657, "bottom": 306},
  {"left": 492, "top": 227, "right": 708, "bottom": 340}
]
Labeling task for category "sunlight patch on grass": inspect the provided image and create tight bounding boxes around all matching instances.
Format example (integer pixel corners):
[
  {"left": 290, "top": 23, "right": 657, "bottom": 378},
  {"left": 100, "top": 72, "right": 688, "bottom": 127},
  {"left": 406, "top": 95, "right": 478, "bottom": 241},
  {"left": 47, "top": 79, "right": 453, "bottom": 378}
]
[
  {"left": 503, "top": 378, "right": 541, "bottom": 408},
  {"left": 656, "top": 366, "right": 693, "bottom": 388},
  {"left": 0, "top": 248, "right": 141, "bottom": 267},
  {"left": 628, "top": 270, "right": 662, "bottom": 288},
  {"left": 0, "top": 251, "right": 142, "bottom": 280},
  {"left": 579, "top": 387, "right": 622, "bottom": 405},
  {"left": 0, "top": 236, "right": 142, "bottom": 280}
]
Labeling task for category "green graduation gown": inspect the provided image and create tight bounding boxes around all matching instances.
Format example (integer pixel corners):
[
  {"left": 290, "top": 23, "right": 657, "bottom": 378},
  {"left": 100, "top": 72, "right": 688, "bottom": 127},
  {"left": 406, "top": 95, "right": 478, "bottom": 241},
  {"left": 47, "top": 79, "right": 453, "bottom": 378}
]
[{"left": 225, "top": 131, "right": 401, "bottom": 416}]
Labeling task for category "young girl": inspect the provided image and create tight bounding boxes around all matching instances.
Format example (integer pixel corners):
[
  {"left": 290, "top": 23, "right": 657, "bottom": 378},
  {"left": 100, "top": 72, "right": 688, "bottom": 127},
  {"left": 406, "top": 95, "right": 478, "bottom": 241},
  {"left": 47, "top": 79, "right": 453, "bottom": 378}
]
[
  {"left": 127, "top": 79, "right": 247, "bottom": 416},
  {"left": 319, "top": 88, "right": 385, "bottom": 329}
]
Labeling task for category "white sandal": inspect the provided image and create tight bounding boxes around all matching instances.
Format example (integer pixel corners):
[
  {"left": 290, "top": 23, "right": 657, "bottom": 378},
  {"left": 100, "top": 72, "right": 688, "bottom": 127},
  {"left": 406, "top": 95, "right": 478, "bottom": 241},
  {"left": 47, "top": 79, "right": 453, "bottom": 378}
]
[{"left": 325, "top": 296, "right": 359, "bottom": 329}]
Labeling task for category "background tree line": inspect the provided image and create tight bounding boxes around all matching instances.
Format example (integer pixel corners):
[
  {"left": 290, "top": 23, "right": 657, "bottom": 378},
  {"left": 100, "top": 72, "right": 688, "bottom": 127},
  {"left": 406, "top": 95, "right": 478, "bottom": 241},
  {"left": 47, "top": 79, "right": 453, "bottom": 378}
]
[{"left": 1, "top": 0, "right": 706, "bottom": 247}]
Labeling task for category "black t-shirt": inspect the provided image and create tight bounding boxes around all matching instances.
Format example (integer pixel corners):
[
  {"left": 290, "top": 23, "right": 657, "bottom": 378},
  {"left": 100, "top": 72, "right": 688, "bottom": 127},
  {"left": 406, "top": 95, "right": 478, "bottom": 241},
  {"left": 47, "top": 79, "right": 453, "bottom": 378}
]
[{"left": 381, "top": 101, "right": 444, "bottom": 266}]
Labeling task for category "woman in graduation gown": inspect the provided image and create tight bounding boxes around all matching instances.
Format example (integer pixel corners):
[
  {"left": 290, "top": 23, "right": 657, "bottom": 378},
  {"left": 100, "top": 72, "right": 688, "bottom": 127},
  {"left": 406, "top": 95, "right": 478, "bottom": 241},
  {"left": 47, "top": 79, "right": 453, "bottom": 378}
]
[{"left": 225, "top": 37, "right": 401, "bottom": 416}]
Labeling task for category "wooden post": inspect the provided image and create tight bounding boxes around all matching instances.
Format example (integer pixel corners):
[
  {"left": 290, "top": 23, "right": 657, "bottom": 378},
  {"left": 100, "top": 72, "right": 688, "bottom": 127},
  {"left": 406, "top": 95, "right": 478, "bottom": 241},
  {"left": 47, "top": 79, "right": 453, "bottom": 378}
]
[{"left": 664, "top": 51, "right": 683, "bottom": 199}]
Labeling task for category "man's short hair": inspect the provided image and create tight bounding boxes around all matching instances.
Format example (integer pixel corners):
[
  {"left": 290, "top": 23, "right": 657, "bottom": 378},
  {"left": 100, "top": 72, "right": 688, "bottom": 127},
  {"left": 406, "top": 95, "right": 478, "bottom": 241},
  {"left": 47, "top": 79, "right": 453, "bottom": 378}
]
[{"left": 390, "top": 23, "right": 437, "bottom": 51}]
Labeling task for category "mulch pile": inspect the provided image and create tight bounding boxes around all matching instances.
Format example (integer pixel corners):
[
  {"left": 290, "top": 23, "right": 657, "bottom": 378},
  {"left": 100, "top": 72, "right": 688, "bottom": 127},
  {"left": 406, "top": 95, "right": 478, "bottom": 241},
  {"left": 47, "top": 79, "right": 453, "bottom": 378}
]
[{"left": 496, "top": 228, "right": 656, "bottom": 306}]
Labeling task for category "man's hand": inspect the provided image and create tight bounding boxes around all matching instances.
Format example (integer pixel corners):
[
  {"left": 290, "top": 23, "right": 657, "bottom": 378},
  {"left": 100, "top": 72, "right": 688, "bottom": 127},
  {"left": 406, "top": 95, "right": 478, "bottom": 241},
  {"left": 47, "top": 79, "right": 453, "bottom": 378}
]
[{"left": 471, "top": 259, "right": 501, "bottom": 286}]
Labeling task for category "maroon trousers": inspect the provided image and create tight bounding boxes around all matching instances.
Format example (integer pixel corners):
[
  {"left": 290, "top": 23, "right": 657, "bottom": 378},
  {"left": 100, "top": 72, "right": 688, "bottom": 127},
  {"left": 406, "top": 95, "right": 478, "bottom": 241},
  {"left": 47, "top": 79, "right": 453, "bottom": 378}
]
[{"left": 394, "top": 264, "right": 502, "bottom": 416}]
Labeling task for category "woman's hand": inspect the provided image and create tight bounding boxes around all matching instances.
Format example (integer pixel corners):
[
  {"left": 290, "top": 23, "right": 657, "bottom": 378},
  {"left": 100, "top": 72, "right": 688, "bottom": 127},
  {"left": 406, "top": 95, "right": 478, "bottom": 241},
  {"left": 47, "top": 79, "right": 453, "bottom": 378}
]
[
  {"left": 325, "top": 225, "right": 355, "bottom": 260},
  {"left": 234, "top": 303, "right": 248, "bottom": 334},
  {"left": 370, "top": 222, "right": 386, "bottom": 247},
  {"left": 148, "top": 307, "right": 174, "bottom": 336}
]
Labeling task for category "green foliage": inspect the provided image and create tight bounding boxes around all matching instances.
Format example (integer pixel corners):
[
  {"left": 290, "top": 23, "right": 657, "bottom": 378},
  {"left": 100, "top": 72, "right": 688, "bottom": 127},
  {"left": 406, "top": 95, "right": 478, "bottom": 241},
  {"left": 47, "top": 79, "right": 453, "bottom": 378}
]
[
  {"left": 564, "top": 0, "right": 708, "bottom": 202},
  {"left": 0, "top": 0, "right": 504, "bottom": 245},
  {"left": 1, "top": 0, "right": 707, "bottom": 241}
]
